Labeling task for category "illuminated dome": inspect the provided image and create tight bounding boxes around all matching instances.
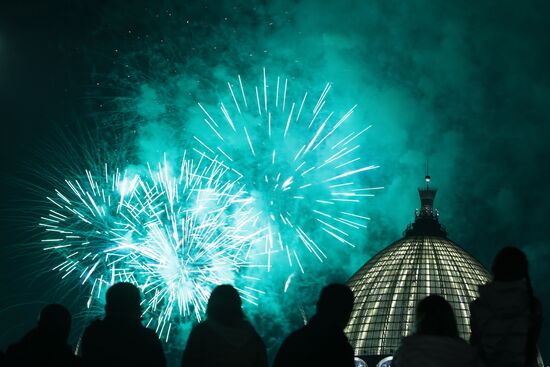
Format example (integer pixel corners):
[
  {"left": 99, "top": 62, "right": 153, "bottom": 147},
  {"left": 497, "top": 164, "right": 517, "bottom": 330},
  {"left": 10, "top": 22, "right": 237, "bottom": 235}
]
[{"left": 345, "top": 176, "right": 491, "bottom": 358}]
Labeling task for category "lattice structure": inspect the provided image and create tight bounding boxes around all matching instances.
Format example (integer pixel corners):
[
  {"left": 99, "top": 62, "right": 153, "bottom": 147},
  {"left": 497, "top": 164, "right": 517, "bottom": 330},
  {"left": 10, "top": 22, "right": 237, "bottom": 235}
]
[
  {"left": 345, "top": 236, "right": 490, "bottom": 356},
  {"left": 345, "top": 175, "right": 491, "bottom": 357}
]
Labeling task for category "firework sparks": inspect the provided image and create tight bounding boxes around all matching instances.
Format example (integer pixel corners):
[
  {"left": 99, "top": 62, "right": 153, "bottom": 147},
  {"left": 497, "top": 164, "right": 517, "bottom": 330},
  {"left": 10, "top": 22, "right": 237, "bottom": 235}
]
[
  {"left": 40, "top": 152, "right": 262, "bottom": 340},
  {"left": 195, "top": 70, "right": 382, "bottom": 272}
]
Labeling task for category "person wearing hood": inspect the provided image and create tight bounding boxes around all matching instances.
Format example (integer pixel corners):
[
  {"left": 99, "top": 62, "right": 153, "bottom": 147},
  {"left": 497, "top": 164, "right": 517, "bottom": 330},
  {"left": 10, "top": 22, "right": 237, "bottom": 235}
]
[
  {"left": 470, "top": 246, "right": 543, "bottom": 367},
  {"left": 5, "top": 303, "right": 80, "bottom": 367},
  {"left": 80, "top": 282, "right": 166, "bottom": 367},
  {"left": 392, "top": 294, "right": 483, "bottom": 367},
  {"left": 180, "top": 284, "right": 267, "bottom": 367},
  {"left": 272, "top": 283, "right": 355, "bottom": 367}
]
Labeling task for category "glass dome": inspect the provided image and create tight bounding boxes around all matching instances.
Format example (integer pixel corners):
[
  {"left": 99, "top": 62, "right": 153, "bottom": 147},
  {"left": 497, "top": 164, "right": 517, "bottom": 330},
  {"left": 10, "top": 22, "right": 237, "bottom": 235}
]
[
  {"left": 345, "top": 177, "right": 491, "bottom": 357},
  {"left": 346, "top": 235, "right": 490, "bottom": 356}
]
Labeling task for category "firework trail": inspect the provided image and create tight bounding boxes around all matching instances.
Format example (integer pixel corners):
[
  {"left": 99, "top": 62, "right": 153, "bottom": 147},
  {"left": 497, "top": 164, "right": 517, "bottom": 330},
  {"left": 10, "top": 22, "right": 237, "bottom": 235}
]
[
  {"left": 194, "top": 69, "right": 381, "bottom": 272},
  {"left": 40, "top": 152, "right": 262, "bottom": 340}
]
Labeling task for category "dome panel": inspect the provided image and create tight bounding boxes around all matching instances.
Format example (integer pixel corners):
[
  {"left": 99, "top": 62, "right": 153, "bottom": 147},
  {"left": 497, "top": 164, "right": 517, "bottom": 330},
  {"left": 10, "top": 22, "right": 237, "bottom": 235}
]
[{"left": 345, "top": 235, "right": 490, "bottom": 357}]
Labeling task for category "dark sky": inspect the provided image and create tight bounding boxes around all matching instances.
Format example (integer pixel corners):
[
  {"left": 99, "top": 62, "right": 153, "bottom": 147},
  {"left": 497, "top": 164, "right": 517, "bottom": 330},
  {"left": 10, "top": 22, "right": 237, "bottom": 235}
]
[{"left": 1, "top": 0, "right": 549, "bottom": 362}]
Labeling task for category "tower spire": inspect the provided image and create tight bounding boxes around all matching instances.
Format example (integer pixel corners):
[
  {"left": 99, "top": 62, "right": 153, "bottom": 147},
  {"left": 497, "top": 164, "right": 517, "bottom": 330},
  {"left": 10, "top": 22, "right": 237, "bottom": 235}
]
[
  {"left": 404, "top": 170, "right": 447, "bottom": 237},
  {"left": 418, "top": 164, "right": 436, "bottom": 218}
]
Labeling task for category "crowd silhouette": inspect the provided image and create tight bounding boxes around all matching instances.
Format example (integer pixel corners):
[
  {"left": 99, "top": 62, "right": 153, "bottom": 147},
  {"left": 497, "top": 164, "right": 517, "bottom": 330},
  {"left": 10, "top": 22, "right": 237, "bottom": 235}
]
[{"left": 1, "top": 246, "right": 543, "bottom": 367}]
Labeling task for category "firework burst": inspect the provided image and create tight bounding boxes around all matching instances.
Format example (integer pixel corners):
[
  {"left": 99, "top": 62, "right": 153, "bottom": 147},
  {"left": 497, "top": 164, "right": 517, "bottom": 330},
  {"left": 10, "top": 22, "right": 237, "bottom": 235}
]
[
  {"left": 40, "top": 152, "right": 262, "bottom": 340},
  {"left": 194, "top": 69, "right": 381, "bottom": 272}
]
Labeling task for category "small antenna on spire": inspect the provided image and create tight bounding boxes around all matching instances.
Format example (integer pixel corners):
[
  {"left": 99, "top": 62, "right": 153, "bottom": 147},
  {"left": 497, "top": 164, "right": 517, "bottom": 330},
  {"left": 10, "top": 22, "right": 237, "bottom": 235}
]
[{"left": 425, "top": 160, "right": 431, "bottom": 189}]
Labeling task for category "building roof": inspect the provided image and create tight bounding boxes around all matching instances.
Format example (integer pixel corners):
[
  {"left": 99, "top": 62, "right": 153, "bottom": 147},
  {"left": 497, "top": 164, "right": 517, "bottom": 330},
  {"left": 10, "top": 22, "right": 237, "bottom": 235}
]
[{"left": 345, "top": 175, "right": 491, "bottom": 357}]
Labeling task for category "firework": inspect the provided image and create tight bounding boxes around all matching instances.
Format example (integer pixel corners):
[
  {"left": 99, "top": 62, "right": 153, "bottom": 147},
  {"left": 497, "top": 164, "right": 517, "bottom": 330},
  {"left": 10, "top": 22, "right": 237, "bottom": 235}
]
[
  {"left": 194, "top": 69, "right": 381, "bottom": 272},
  {"left": 40, "top": 152, "right": 262, "bottom": 340}
]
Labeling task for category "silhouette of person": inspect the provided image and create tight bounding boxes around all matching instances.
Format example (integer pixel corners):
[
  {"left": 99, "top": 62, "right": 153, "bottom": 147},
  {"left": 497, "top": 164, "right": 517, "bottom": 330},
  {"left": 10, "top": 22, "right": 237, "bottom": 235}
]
[
  {"left": 470, "top": 246, "right": 543, "bottom": 367},
  {"left": 181, "top": 284, "right": 267, "bottom": 367},
  {"left": 80, "top": 282, "right": 166, "bottom": 367},
  {"left": 272, "top": 283, "right": 355, "bottom": 367},
  {"left": 5, "top": 303, "right": 80, "bottom": 367},
  {"left": 392, "top": 294, "right": 483, "bottom": 367}
]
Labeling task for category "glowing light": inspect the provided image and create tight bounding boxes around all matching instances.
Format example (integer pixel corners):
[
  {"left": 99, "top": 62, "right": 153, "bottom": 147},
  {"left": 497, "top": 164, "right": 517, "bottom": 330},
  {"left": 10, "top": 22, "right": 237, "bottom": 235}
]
[
  {"left": 194, "top": 69, "right": 381, "bottom": 270},
  {"left": 40, "top": 152, "right": 261, "bottom": 340}
]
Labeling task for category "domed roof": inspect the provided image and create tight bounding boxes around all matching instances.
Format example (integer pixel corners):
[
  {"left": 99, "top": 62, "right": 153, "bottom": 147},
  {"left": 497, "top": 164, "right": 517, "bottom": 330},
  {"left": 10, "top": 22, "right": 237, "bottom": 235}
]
[{"left": 345, "top": 176, "right": 491, "bottom": 357}]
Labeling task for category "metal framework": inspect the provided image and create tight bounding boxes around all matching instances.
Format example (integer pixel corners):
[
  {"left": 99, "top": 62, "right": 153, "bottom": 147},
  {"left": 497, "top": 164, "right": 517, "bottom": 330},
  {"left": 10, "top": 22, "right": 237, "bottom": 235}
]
[
  {"left": 345, "top": 176, "right": 491, "bottom": 357},
  {"left": 346, "top": 236, "right": 490, "bottom": 356}
]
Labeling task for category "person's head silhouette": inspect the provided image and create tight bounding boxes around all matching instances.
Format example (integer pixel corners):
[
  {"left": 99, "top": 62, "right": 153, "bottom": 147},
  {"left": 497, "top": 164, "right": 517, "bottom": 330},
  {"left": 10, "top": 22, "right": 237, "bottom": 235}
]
[
  {"left": 105, "top": 282, "right": 142, "bottom": 320},
  {"left": 206, "top": 284, "right": 244, "bottom": 327},
  {"left": 38, "top": 304, "right": 72, "bottom": 342},
  {"left": 492, "top": 246, "right": 529, "bottom": 281},
  {"left": 316, "top": 283, "right": 355, "bottom": 329},
  {"left": 415, "top": 294, "right": 458, "bottom": 338}
]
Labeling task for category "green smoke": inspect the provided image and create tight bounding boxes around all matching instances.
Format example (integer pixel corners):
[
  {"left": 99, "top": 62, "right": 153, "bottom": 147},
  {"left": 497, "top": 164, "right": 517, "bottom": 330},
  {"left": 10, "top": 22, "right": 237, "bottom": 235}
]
[{"left": 80, "top": 0, "right": 550, "bottom": 361}]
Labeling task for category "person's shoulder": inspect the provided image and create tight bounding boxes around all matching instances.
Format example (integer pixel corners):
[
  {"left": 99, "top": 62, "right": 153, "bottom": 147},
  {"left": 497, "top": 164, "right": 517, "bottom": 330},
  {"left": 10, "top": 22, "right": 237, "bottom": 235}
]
[
  {"left": 189, "top": 320, "right": 214, "bottom": 336},
  {"left": 85, "top": 318, "right": 103, "bottom": 329},
  {"left": 394, "top": 334, "right": 418, "bottom": 353},
  {"left": 395, "top": 335, "right": 479, "bottom": 367},
  {"left": 83, "top": 319, "right": 104, "bottom": 335},
  {"left": 8, "top": 328, "right": 43, "bottom": 351},
  {"left": 403, "top": 334, "right": 473, "bottom": 350},
  {"left": 241, "top": 320, "right": 262, "bottom": 336},
  {"left": 533, "top": 297, "right": 543, "bottom": 311},
  {"left": 532, "top": 297, "right": 544, "bottom": 321},
  {"left": 137, "top": 324, "right": 162, "bottom": 341},
  {"left": 469, "top": 295, "right": 488, "bottom": 317},
  {"left": 274, "top": 327, "right": 308, "bottom": 364},
  {"left": 242, "top": 321, "right": 266, "bottom": 346},
  {"left": 282, "top": 325, "right": 309, "bottom": 345},
  {"left": 469, "top": 296, "right": 482, "bottom": 309},
  {"left": 193, "top": 320, "right": 211, "bottom": 329},
  {"left": 5, "top": 340, "right": 23, "bottom": 356}
]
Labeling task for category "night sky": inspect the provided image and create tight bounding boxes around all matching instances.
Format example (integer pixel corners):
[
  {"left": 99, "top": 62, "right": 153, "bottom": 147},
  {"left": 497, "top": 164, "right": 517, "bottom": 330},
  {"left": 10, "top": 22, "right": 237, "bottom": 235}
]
[{"left": 1, "top": 0, "right": 549, "bottom": 363}]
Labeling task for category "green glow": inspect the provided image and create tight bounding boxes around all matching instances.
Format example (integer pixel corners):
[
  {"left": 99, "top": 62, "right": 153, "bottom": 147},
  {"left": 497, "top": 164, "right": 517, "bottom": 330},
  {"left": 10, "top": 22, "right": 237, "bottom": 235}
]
[
  {"left": 30, "top": 0, "right": 550, "bottom": 359},
  {"left": 192, "top": 70, "right": 380, "bottom": 273},
  {"left": 41, "top": 153, "right": 261, "bottom": 342}
]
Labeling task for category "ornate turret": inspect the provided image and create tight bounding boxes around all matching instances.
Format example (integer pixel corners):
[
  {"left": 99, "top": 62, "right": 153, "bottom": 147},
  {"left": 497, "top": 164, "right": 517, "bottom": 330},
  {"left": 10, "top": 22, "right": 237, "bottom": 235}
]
[{"left": 404, "top": 174, "right": 447, "bottom": 237}]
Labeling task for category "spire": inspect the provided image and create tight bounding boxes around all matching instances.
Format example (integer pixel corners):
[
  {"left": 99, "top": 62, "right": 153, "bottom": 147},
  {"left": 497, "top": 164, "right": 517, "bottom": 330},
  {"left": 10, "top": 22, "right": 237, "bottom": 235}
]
[
  {"left": 418, "top": 164, "right": 436, "bottom": 218},
  {"left": 404, "top": 170, "right": 447, "bottom": 237}
]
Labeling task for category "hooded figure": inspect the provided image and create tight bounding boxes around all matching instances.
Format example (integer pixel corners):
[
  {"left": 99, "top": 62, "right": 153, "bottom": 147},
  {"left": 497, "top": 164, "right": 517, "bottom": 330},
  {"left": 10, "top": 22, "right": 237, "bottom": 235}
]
[
  {"left": 470, "top": 247, "right": 543, "bottom": 367},
  {"left": 393, "top": 295, "right": 483, "bottom": 367},
  {"left": 181, "top": 284, "right": 267, "bottom": 367}
]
